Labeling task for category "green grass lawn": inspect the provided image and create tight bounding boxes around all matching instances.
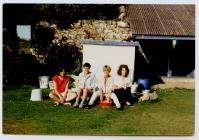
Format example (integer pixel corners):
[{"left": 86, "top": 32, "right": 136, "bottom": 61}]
[{"left": 3, "top": 85, "right": 195, "bottom": 135}]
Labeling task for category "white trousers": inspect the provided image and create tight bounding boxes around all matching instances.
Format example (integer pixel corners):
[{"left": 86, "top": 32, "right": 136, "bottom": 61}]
[{"left": 89, "top": 91, "right": 121, "bottom": 108}]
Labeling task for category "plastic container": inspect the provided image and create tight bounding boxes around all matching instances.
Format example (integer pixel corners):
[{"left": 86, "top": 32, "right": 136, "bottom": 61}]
[
  {"left": 138, "top": 79, "right": 149, "bottom": 90},
  {"left": 48, "top": 81, "right": 54, "bottom": 90},
  {"left": 39, "top": 76, "right": 49, "bottom": 89},
  {"left": 30, "top": 89, "right": 42, "bottom": 101},
  {"left": 99, "top": 100, "right": 112, "bottom": 108}
]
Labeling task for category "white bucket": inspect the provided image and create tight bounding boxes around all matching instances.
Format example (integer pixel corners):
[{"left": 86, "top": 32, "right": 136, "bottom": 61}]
[
  {"left": 39, "top": 76, "right": 49, "bottom": 89},
  {"left": 30, "top": 89, "right": 42, "bottom": 101},
  {"left": 48, "top": 81, "right": 54, "bottom": 90}
]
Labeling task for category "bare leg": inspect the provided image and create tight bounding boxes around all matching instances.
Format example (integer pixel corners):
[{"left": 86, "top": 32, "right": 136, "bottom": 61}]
[
  {"left": 79, "top": 88, "right": 93, "bottom": 108},
  {"left": 49, "top": 91, "right": 62, "bottom": 104},
  {"left": 73, "top": 88, "right": 82, "bottom": 107},
  {"left": 98, "top": 89, "right": 104, "bottom": 101},
  {"left": 82, "top": 88, "right": 88, "bottom": 100},
  {"left": 65, "top": 92, "right": 77, "bottom": 102},
  {"left": 76, "top": 88, "right": 82, "bottom": 99}
]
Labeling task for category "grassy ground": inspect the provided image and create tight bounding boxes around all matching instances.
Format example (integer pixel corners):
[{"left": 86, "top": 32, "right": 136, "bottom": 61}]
[{"left": 3, "top": 85, "right": 195, "bottom": 135}]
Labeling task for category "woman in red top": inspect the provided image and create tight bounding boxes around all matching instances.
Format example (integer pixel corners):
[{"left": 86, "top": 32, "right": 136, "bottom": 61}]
[{"left": 49, "top": 68, "right": 76, "bottom": 105}]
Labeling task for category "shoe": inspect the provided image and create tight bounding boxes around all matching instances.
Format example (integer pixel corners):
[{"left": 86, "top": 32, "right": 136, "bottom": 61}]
[
  {"left": 126, "top": 101, "right": 131, "bottom": 106},
  {"left": 116, "top": 104, "right": 123, "bottom": 111},
  {"left": 85, "top": 104, "right": 93, "bottom": 109},
  {"left": 129, "top": 105, "right": 135, "bottom": 108},
  {"left": 117, "top": 107, "right": 123, "bottom": 111},
  {"left": 79, "top": 103, "right": 84, "bottom": 108},
  {"left": 64, "top": 102, "right": 71, "bottom": 106},
  {"left": 54, "top": 101, "right": 60, "bottom": 106},
  {"left": 73, "top": 102, "right": 79, "bottom": 108}
]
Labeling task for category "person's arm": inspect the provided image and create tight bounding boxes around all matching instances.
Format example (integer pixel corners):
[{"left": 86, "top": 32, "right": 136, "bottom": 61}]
[
  {"left": 53, "top": 81, "right": 63, "bottom": 99},
  {"left": 89, "top": 74, "right": 96, "bottom": 90},
  {"left": 107, "top": 91, "right": 112, "bottom": 101},
  {"left": 99, "top": 89, "right": 104, "bottom": 101},
  {"left": 112, "top": 79, "right": 123, "bottom": 90},
  {"left": 62, "top": 81, "right": 69, "bottom": 99},
  {"left": 112, "top": 84, "right": 122, "bottom": 90},
  {"left": 107, "top": 78, "right": 113, "bottom": 100},
  {"left": 77, "top": 73, "right": 84, "bottom": 89},
  {"left": 129, "top": 77, "right": 133, "bottom": 87},
  {"left": 112, "top": 76, "right": 124, "bottom": 90},
  {"left": 97, "top": 78, "right": 104, "bottom": 100},
  {"left": 125, "top": 77, "right": 133, "bottom": 88}
]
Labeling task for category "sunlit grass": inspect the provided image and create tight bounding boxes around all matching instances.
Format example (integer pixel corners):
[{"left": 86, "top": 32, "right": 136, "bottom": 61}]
[{"left": 3, "top": 86, "right": 195, "bottom": 135}]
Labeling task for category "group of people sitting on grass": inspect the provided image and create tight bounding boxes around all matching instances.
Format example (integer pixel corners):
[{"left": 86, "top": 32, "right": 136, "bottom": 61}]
[{"left": 49, "top": 62, "right": 142, "bottom": 111}]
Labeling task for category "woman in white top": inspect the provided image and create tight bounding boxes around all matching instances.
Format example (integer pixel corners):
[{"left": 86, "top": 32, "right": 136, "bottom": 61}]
[
  {"left": 112, "top": 64, "right": 136, "bottom": 110},
  {"left": 87, "top": 65, "right": 121, "bottom": 109}
]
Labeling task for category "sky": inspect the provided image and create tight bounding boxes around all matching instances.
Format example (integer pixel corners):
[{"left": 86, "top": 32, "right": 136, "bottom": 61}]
[{"left": 16, "top": 25, "right": 31, "bottom": 40}]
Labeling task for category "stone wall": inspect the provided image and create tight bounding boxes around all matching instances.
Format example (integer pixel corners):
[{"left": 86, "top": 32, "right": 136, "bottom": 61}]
[
  {"left": 33, "top": 5, "right": 132, "bottom": 63},
  {"left": 50, "top": 5, "right": 132, "bottom": 49},
  {"left": 52, "top": 19, "right": 132, "bottom": 49}
]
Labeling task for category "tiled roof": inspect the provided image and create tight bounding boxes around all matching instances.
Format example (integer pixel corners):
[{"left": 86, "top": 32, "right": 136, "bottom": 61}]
[{"left": 126, "top": 4, "right": 195, "bottom": 36}]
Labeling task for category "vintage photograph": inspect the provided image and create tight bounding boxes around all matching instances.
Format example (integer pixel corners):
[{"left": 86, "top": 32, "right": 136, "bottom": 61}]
[{"left": 2, "top": 3, "right": 195, "bottom": 136}]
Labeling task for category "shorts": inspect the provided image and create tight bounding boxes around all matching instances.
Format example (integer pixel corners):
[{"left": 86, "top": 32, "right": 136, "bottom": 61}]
[
  {"left": 60, "top": 92, "right": 76, "bottom": 97},
  {"left": 60, "top": 92, "right": 66, "bottom": 97}
]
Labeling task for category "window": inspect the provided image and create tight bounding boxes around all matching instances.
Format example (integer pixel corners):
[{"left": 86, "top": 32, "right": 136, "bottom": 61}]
[{"left": 17, "top": 25, "right": 31, "bottom": 41}]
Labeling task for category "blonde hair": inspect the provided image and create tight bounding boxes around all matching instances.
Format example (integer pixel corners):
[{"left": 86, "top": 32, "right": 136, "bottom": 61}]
[{"left": 103, "top": 65, "right": 111, "bottom": 72}]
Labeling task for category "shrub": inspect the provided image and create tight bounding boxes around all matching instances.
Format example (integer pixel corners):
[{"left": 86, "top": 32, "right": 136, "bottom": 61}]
[
  {"left": 45, "top": 43, "right": 82, "bottom": 76},
  {"left": 32, "top": 21, "right": 83, "bottom": 77}
]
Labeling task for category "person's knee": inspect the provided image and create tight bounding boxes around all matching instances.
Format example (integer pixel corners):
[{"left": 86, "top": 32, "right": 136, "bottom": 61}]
[
  {"left": 77, "top": 88, "right": 83, "bottom": 94},
  {"left": 93, "top": 91, "right": 100, "bottom": 96},
  {"left": 83, "top": 89, "right": 90, "bottom": 95},
  {"left": 76, "top": 88, "right": 80, "bottom": 93},
  {"left": 110, "top": 93, "right": 115, "bottom": 98},
  {"left": 49, "top": 92, "right": 54, "bottom": 98},
  {"left": 111, "top": 95, "right": 118, "bottom": 101},
  {"left": 83, "top": 88, "right": 88, "bottom": 92},
  {"left": 72, "top": 93, "right": 77, "bottom": 98},
  {"left": 76, "top": 91, "right": 81, "bottom": 97}
]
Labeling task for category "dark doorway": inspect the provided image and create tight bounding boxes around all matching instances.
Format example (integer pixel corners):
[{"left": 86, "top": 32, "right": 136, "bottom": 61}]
[
  {"left": 134, "top": 39, "right": 195, "bottom": 77},
  {"left": 135, "top": 39, "right": 171, "bottom": 76},
  {"left": 133, "top": 39, "right": 171, "bottom": 85},
  {"left": 171, "top": 40, "right": 195, "bottom": 76}
]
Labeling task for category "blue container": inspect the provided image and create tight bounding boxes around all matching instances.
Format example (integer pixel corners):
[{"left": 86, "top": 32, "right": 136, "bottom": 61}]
[{"left": 138, "top": 79, "right": 149, "bottom": 90}]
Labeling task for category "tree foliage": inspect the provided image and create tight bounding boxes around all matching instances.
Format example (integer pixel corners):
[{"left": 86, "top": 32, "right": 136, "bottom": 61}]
[
  {"left": 4, "top": 4, "right": 120, "bottom": 28},
  {"left": 3, "top": 4, "right": 120, "bottom": 85}
]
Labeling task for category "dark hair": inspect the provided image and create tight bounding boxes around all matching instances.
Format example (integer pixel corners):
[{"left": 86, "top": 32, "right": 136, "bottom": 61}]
[
  {"left": 83, "top": 62, "right": 91, "bottom": 68},
  {"left": 57, "top": 67, "right": 66, "bottom": 73},
  {"left": 117, "top": 64, "right": 129, "bottom": 77}
]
